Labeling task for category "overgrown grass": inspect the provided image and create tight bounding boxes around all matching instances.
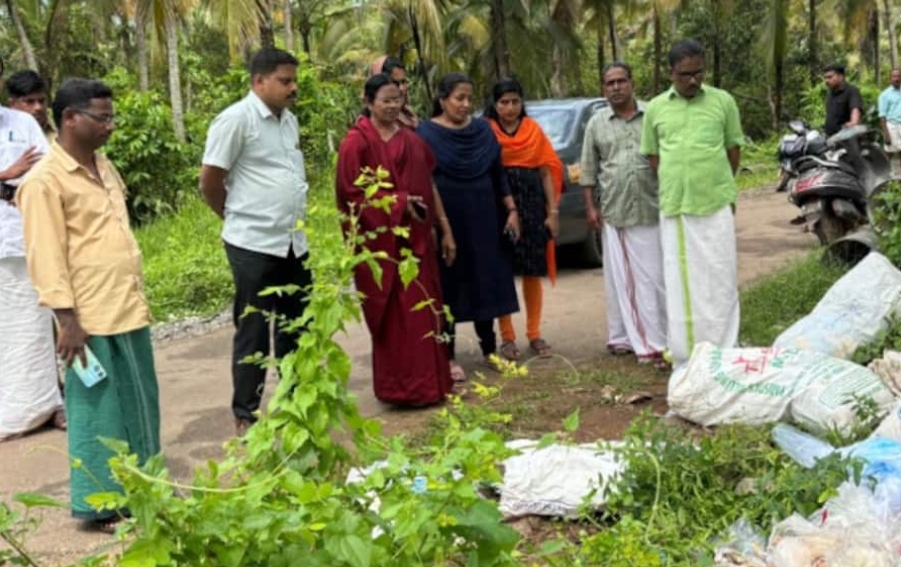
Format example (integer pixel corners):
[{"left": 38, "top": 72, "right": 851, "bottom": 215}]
[
  {"left": 736, "top": 163, "right": 780, "bottom": 191},
  {"left": 739, "top": 252, "right": 847, "bottom": 346},
  {"left": 135, "top": 195, "right": 233, "bottom": 321},
  {"left": 736, "top": 136, "right": 780, "bottom": 192},
  {"left": 136, "top": 180, "right": 340, "bottom": 322}
]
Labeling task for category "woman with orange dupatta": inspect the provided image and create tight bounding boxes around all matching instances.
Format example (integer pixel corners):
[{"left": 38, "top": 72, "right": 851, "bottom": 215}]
[
  {"left": 336, "top": 74, "right": 457, "bottom": 406},
  {"left": 485, "top": 78, "right": 563, "bottom": 360}
]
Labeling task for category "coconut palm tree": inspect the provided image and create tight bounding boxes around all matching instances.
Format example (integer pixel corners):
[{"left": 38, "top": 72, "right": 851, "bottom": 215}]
[
  {"left": 203, "top": 0, "right": 270, "bottom": 58},
  {"left": 884, "top": 0, "right": 898, "bottom": 70},
  {"left": 382, "top": 0, "right": 448, "bottom": 99},
  {"left": 4, "top": 0, "right": 39, "bottom": 69},
  {"left": 760, "top": 0, "right": 789, "bottom": 128},
  {"left": 136, "top": 0, "right": 194, "bottom": 141}
]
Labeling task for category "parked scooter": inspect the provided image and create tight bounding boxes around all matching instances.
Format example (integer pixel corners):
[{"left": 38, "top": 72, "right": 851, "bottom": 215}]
[{"left": 776, "top": 120, "right": 892, "bottom": 246}]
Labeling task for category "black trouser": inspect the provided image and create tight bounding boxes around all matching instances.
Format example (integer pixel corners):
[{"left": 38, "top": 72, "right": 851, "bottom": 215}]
[
  {"left": 224, "top": 242, "right": 312, "bottom": 422},
  {"left": 447, "top": 320, "right": 496, "bottom": 360}
]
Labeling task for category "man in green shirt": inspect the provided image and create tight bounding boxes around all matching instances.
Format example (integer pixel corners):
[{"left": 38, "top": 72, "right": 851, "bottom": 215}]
[
  {"left": 640, "top": 39, "right": 744, "bottom": 364},
  {"left": 580, "top": 63, "right": 666, "bottom": 368}
]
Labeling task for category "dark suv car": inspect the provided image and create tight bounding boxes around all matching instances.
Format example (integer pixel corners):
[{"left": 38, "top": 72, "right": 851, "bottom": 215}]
[{"left": 526, "top": 98, "right": 608, "bottom": 266}]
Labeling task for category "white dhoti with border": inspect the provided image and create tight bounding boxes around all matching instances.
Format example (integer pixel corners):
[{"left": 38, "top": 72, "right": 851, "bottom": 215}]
[
  {"left": 660, "top": 205, "right": 740, "bottom": 364},
  {"left": 602, "top": 222, "right": 667, "bottom": 358}
]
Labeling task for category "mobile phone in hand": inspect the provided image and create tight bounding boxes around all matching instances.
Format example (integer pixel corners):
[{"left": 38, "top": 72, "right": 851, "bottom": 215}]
[
  {"left": 411, "top": 200, "right": 428, "bottom": 220},
  {"left": 71, "top": 345, "right": 108, "bottom": 388}
]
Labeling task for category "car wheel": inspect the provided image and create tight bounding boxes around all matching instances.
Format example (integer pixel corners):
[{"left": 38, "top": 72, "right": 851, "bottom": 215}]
[{"left": 581, "top": 227, "right": 603, "bottom": 267}]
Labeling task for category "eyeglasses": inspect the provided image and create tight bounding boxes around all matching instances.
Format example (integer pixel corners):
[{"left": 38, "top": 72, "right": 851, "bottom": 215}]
[
  {"left": 75, "top": 109, "right": 116, "bottom": 124},
  {"left": 675, "top": 69, "right": 705, "bottom": 81}
]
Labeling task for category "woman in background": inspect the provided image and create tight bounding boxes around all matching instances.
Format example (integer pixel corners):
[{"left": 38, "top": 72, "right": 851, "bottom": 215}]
[{"left": 484, "top": 78, "right": 562, "bottom": 360}]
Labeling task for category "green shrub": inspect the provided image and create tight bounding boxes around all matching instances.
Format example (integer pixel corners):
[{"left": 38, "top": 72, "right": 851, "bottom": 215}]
[
  {"left": 872, "top": 179, "right": 901, "bottom": 265},
  {"left": 105, "top": 79, "right": 196, "bottom": 224}
]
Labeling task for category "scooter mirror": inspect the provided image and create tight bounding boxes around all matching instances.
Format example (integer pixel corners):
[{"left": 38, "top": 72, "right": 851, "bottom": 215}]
[{"left": 788, "top": 119, "right": 807, "bottom": 135}]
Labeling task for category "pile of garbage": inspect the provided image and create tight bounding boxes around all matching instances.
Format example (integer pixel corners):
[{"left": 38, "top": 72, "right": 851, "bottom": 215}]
[
  {"left": 497, "top": 252, "right": 901, "bottom": 564},
  {"left": 662, "top": 252, "right": 901, "bottom": 566}
]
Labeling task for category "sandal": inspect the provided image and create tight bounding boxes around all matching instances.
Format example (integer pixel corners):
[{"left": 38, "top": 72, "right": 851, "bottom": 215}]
[
  {"left": 500, "top": 341, "right": 520, "bottom": 361},
  {"left": 607, "top": 344, "right": 634, "bottom": 356},
  {"left": 528, "top": 338, "right": 552, "bottom": 358},
  {"left": 449, "top": 361, "right": 467, "bottom": 383},
  {"left": 86, "top": 516, "right": 123, "bottom": 534}
]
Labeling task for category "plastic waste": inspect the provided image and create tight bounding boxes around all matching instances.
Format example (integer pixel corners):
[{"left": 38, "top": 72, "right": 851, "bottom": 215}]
[
  {"left": 767, "top": 481, "right": 901, "bottom": 567},
  {"left": 713, "top": 518, "right": 769, "bottom": 566},
  {"left": 771, "top": 423, "right": 836, "bottom": 468}
]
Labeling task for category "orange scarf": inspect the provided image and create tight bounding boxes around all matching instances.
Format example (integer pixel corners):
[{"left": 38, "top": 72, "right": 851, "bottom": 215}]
[{"left": 489, "top": 116, "right": 564, "bottom": 284}]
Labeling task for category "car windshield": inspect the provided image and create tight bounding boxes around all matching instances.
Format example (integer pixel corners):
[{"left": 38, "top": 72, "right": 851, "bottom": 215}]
[{"left": 527, "top": 106, "right": 575, "bottom": 149}]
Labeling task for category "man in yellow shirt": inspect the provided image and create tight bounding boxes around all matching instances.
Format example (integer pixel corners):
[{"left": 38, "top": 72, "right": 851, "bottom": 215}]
[{"left": 17, "top": 78, "right": 160, "bottom": 532}]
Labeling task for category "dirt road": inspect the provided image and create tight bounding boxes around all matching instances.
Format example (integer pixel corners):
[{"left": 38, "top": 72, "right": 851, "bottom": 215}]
[{"left": 0, "top": 189, "right": 816, "bottom": 564}]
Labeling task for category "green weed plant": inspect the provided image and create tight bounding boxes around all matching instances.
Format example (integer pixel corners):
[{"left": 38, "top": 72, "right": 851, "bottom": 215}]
[{"left": 86, "top": 167, "right": 522, "bottom": 567}]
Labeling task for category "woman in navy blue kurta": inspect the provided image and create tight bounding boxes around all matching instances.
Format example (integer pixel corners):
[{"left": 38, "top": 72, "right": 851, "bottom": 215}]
[{"left": 417, "top": 73, "right": 520, "bottom": 379}]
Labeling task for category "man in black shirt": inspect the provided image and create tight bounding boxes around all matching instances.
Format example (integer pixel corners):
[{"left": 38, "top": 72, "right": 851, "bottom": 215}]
[{"left": 823, "top": 63, "right": 863, "bottom": 136}]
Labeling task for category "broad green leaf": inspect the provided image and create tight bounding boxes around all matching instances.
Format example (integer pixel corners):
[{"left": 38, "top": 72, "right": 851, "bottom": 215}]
[
  {"left": 333, "top": 534, "right": 372, "bottom": 567},
  {"left": 13, "top": 492, "right": 64, "bottom": 509},
  {"left": 563, "top": 408, "right": 580, "bottom": 433},
  {"left": 398, "top": 256, "right": 420, "bottom": 288}
]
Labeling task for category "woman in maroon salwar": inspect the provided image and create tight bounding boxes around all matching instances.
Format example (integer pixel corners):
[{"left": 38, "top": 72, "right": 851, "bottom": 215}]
[{"left": 336, "top": 74, "right": 457, "bottom": 406}]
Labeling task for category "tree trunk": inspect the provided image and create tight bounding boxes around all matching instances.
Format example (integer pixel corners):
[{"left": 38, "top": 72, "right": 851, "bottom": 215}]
[
  {"left": 606, "top": 2, "right": 618, "bottom": 61},
  {"left": 258, "top": 0, "right": 275, "bottom": 48},
  {"left": 489, "top": 0, "right": 510, "bottom": 81},
  {"left": 165, "top": 18, "right": 186, "bottom": 143},
  {"left": 551, "top": 46, "right": 567, "bottom": 96},
  {"left": 596, "top": 12, "right": 606, "bottom": 87},
  {"left": 136, "top": 4, "right": 149, "bottom": 92},
  {"left": 6, "top": 0, "right": 38, "bottom": 70},
  {"left": 407, "top": 7, "right": 432, "bottom": 102},
  {"left": 712, "top": 10, "right": 722, "bottom": 87},
  {"left": 873, "top": 9, "right": 881, "bottom": 83},
  {"left": 652, "top": 2, "right": 662, "bottom": 93},
  {"left": 300, "top": 21, "right": 312, "bottom": 54},
  {"left": 774, "top": 61, "right": 784, "bottom": 130},
  {"left": 886, "top": 0, "right": 900, "bottom": 70},
  {"left": 284, "top": 0, "right": 294, "bottom": 52},
  {"left": 809, "top": 0, "right": 818, "bottom": 85}
]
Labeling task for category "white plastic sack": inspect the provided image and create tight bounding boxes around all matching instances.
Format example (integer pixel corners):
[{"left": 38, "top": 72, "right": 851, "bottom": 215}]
[
  {"left": 498, "top": 440, "right": 624, "bottom": 519},
  {"left": 0, "top": 256, "right": 62, "bottom": 440},
  {"left": 668, "top": 342, "right": 894, "bottom": 434},
  {"left": 790, "top": 362, "right": 895, "bottom": 435},
  {"left": 774, "top": 252, "right": 901, "bottom": 359}
]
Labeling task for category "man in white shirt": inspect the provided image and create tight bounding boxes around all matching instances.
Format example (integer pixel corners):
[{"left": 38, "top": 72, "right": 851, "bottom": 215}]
[
  {"left": 0, "top": 67, "right": 48, "bottom": 197},
  {"left": 200, "top": 47, "right": 311, "bottom": 436},
  {"left": 0, "top": 56, "right": 63, "bottom": 440}
]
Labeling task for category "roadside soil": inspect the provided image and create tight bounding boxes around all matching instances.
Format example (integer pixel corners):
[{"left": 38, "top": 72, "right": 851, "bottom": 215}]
[{"left": 0, "top": 188, "right": 817, "bottom": 565}]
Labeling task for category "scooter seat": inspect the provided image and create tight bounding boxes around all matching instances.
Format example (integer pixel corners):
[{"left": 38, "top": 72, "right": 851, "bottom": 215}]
[{"left": 794, "top": 156, "right": 858, "bottom": 177}]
